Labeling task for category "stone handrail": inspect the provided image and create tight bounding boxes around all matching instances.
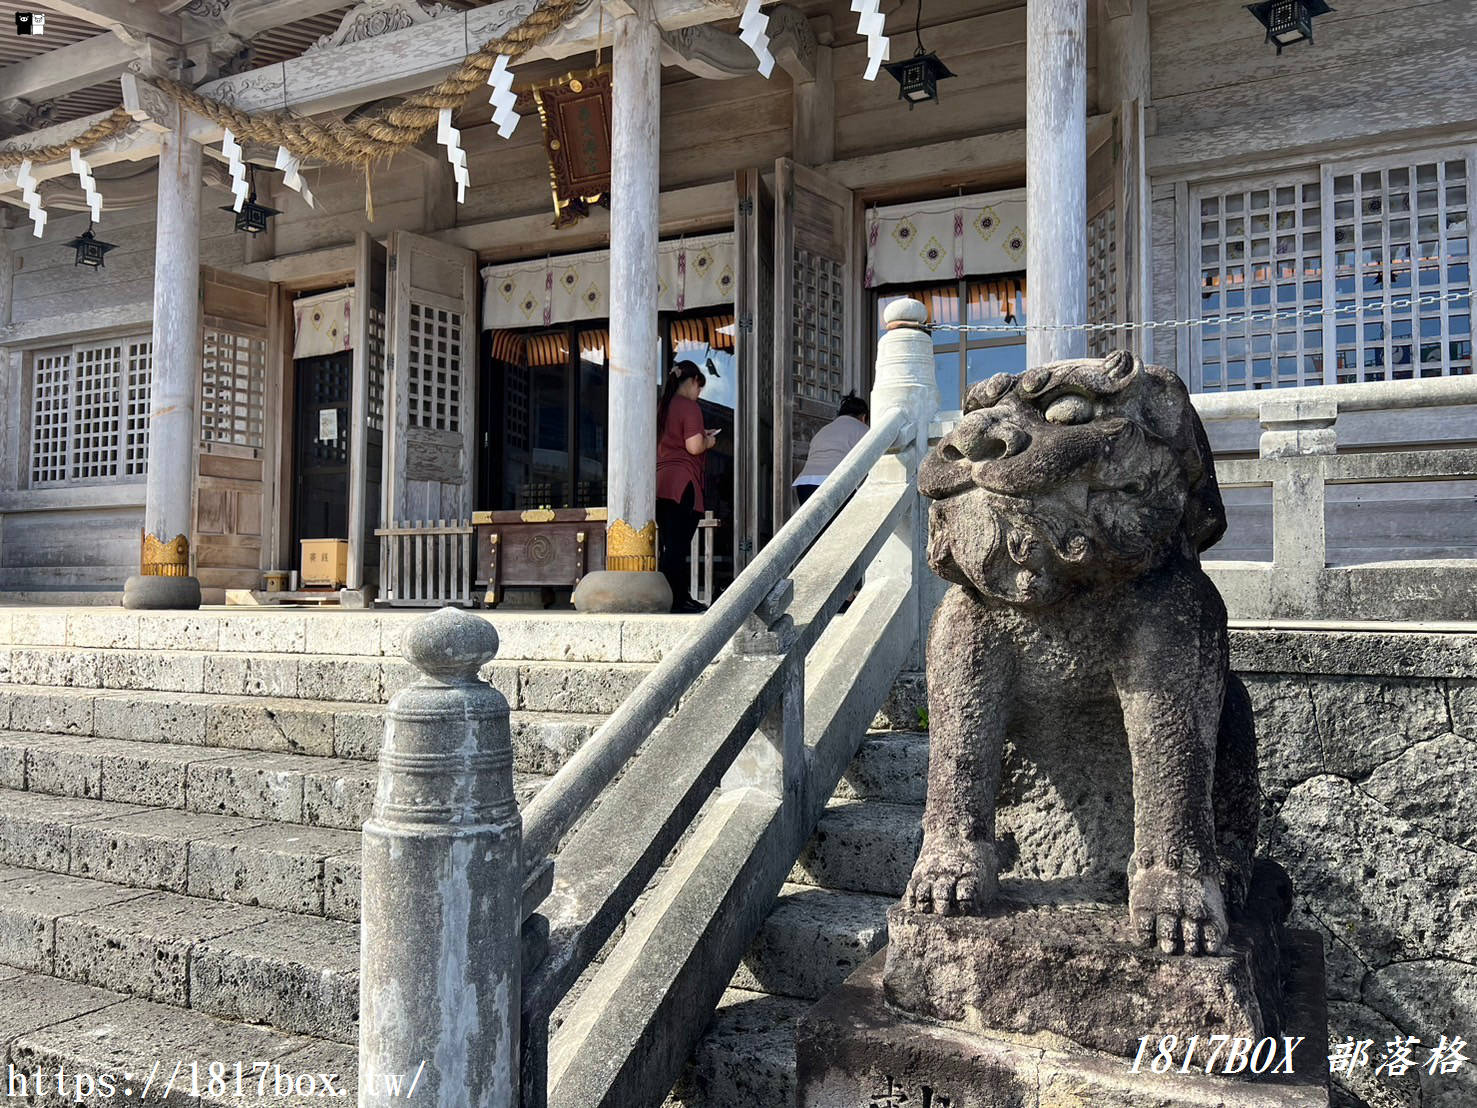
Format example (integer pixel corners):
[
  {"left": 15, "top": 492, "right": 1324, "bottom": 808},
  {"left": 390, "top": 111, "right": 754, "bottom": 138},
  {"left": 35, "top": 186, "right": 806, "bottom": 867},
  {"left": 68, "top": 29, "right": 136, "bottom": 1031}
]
[
  {"left": 1193, "top": 375, "right": 1477, "bottom": 622},
  {"left": 518, "top": 401, "right": 913, "bottom": 866},
  {"left": 360, "top": 298, "right": 941, "bottom": 1108}
]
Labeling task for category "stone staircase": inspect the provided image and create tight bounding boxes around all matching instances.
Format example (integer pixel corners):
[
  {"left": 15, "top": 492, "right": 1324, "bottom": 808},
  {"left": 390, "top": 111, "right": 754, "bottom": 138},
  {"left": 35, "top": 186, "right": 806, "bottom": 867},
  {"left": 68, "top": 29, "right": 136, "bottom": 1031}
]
[{"left": 0, "top": 608, "right": 926, "bottom": 1107}]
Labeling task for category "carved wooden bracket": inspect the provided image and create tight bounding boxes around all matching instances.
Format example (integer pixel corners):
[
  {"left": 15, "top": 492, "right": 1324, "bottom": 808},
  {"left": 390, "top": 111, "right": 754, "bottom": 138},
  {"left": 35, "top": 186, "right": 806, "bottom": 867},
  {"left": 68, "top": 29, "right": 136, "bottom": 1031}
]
[{"left": 660, "top": 2, "right": 816, "bottom": 82}]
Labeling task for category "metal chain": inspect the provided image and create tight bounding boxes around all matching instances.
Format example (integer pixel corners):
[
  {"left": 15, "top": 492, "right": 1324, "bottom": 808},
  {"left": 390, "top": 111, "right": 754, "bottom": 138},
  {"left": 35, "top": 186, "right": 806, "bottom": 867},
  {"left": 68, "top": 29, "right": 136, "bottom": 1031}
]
[{"left": 928, "top": 290, "right": 1474, "bottom": 334}]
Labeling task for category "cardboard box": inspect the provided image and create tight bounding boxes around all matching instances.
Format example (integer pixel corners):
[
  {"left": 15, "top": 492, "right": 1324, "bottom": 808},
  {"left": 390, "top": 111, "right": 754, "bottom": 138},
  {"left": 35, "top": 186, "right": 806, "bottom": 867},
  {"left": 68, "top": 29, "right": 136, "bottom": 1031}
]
[{"left": 300, "top": 539, "right": 349, "bottom": 588}]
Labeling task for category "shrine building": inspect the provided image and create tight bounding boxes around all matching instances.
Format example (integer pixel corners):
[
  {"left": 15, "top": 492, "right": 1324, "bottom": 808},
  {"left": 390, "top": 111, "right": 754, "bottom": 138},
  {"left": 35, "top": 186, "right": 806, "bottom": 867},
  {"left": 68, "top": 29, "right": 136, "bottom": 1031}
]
[{"left": 0, "top": 0, "right": 1471, "bottom": 612}]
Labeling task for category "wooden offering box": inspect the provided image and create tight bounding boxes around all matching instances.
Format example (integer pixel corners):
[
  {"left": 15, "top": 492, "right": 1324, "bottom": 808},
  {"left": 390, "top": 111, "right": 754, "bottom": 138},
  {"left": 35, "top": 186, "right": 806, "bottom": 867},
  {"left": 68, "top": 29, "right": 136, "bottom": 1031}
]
[
  {"left": 473, "top": 508, "right": 608, "bottom": 605},
  {"left": 300, "top": 539, "right": 349, "bottom": 588}
]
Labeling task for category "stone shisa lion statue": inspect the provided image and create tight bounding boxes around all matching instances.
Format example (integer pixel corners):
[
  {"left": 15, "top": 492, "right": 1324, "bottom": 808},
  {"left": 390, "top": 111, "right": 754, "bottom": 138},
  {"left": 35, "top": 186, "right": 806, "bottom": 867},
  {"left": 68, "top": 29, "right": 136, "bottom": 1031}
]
[
  {"left": 797, "top": 339, "right": 1325, "bottom": 1107},
  {"left": 903, "top": 348, "right": 1260, "bottom": 956}
]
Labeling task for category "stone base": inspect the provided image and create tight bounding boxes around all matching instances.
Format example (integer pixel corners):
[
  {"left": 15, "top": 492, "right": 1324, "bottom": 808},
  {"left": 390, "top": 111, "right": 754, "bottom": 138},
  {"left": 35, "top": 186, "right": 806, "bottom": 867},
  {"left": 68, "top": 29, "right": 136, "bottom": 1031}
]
[
  {"left": 122, "top": 574, "right": 202, "bottom": 611},
  {"left": 798, "top": 941, "right": 1329, "bottom": 1108},
  {"left": 572, "top": 570, "right": 672, "bottom": 614},
  {"left": 338, "top": 586, "right": 376, "bottom": 609}
]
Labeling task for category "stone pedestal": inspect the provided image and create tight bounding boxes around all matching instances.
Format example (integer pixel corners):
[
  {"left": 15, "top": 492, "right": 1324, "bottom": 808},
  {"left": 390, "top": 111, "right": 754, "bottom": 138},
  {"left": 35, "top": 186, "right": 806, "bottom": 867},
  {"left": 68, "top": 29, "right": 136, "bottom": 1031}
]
[
  {"left": 800, "top": 861, "right": 1329, "bottom": 1108},
  {"left": 799, "top": 937, "right": 1328, "bottom": 1108},
  {"left": 884, "top": 861, "right": 1296, "bottom": 1059}
]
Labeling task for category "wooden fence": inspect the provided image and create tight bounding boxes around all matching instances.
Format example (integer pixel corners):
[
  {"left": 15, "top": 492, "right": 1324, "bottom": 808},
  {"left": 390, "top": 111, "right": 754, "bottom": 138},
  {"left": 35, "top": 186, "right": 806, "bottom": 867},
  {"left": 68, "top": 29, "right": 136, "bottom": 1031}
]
[{"left": 375, "top": 520, "right": 475, "bottom": 607}]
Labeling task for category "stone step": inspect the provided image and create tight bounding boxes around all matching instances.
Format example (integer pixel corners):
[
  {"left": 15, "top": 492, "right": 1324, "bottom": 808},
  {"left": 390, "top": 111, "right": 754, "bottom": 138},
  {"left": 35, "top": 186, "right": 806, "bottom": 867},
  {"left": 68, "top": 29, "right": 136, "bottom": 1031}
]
[
  {"left": 0, "top": 684, "right": 603, "bottom": 771},
  {"left": 728, "top": 883, "right": 892, "bottom": 1002},
  {"left": 667, "top": 988, "right": 806, "bottom": 1108},
  {"left": 0, "top": 865, "right": 359, "bottom": 1044},
  {"left": 789, "top": 799, "right": 924, "bottom": 898},
  {"left": 0, "top": 645, "right": 653, "bottom": 711},
  {"left": 0, "top": 966, "right": 358, "bottom": 1107},
  {"left": 832, "top": 731, "right": 928, "bottom": 806},
  {"left": 0, "top": 607, "right": 694, "bottom": 664},
  {"left": 0, "top": 731, "right": 549, "bottom": 831},
  {"left": 0, "top": 789, "right": 366, "bottom": 920}
]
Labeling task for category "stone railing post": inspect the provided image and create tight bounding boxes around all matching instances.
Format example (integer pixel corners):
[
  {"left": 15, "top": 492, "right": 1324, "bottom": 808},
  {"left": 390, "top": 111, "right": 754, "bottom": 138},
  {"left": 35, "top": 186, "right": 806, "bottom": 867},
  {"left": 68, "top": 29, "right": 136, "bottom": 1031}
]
[
  {"left": 1258, "top": 397, "right": 1335, "bottom": 617},
  {"left": 359, "top": 607, "right": 521, "bottom": 1108},
  {"left": 869, "top": 298, "right": 940, "bottom": 670}
]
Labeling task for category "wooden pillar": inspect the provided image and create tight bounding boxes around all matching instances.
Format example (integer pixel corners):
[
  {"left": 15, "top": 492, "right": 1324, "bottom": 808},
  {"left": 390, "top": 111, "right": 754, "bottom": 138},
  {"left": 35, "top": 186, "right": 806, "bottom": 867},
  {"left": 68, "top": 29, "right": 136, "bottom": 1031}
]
[
  {"left": 1026, "top": 0, "right": 1088, "bottom": 366},
  {"left": 124, "top": 118, "right": 203, "bottom": 609},
  {"left": 575, "top": 0, "right": 672, "bottom": 612}
]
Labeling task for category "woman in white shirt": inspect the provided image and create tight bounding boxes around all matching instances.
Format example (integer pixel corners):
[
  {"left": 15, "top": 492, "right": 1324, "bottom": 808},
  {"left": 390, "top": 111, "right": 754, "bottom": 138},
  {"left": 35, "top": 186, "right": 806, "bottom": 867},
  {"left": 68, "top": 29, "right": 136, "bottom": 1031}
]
[{"left": 792, "top": 393, "right": 869, "bottom": 507}]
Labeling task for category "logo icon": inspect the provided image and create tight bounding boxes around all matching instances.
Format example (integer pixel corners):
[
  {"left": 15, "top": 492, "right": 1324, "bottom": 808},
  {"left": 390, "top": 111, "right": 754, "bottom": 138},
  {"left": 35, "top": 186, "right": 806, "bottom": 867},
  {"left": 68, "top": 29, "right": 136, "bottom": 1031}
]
[{"left": 15, "top": 11, "right": 45, "bottom": 34}]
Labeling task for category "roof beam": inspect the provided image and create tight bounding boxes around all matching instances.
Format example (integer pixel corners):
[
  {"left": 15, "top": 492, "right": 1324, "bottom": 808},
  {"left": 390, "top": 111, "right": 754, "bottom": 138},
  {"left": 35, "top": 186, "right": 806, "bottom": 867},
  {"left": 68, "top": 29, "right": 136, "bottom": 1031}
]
[
  {"left": 0, "top": 31, "right": 148, "bottom": 103},
  {"left": 225, "top": 0, "right": 357, "bottom": 39},
  {"left": 192, "top": 0, "right": 743, "bottom": 118},
  {"left": 35, "top": 0, "right": 181, "bottom": 45}
]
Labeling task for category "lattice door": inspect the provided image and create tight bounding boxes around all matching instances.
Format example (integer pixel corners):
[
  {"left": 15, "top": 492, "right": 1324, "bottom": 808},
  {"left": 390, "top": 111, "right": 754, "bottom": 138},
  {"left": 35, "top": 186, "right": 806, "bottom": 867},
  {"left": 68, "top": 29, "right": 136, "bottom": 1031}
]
[
  {"left": 1087, "top": 206, "right": 1119, "bottom": 358},
  {"left": 201, "top": 329, "right": 267, "bottom": 448},
  {"left": 381, "top": 231, "right": 479, "bottom": 603},
  {"left": 773, "top": 157, "right": 856, "bottom": 527},
  {"left": 195, "top": 267, "right": 274, "bottom": 598}
]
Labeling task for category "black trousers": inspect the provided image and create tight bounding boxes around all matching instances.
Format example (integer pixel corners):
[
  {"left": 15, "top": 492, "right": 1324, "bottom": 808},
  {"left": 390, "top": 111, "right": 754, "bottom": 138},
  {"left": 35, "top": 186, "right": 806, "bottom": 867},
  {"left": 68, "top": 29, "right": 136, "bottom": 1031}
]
[
  {"left": 656, "top": 482, "right": 700, "bottom": 608},
  {"left": 794, "top": 483, "right": 818, "bottom": 507}
]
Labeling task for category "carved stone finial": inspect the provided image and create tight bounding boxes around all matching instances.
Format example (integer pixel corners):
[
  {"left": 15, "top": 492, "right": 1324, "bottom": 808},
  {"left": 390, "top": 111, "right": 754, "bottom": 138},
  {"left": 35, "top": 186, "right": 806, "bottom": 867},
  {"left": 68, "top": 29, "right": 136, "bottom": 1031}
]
[
  {"left": 401, "top": 606, "right": 499, "bottom": 684},
  {"left": 884, "top": 297, "right": 929, "bottom": 329}
]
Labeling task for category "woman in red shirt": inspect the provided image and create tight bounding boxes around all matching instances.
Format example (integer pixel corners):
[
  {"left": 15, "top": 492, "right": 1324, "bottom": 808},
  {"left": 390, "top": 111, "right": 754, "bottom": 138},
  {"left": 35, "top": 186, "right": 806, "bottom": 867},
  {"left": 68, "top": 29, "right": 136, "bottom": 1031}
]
[{"left": 655, "top": 361, "right": 717, "bottom": 613}]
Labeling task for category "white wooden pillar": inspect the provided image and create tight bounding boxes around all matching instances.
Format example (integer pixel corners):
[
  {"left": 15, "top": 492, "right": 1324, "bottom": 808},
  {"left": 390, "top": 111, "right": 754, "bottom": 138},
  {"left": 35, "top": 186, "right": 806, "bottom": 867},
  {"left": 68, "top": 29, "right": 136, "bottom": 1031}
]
[
  {"left": 1026, "top": 0, "right": 1088, "bottom": 366},
  {"left": 575, "top": 0, "right": 672, "bottom": 611},
  {"left": 124, "top": 118, "right": 203, "bottom": 609}
]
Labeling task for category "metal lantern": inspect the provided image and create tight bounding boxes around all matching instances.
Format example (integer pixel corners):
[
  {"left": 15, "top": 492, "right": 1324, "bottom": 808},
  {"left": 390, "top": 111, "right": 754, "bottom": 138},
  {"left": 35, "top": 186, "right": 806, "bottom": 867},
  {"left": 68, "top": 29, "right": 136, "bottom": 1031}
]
[
  {"left": 66, "top": 226, "right": 116, "bottom": 269},
  {"left": 1246, "top": 0, "right": 1334, "bottom": 53},
  {"left": 223, "top": 192, "right": 280, "bottom": 235},
  {"left": 884, "top": 0, "right": 954, "bottom": 107},
  {"left": 883, "top": 49, "right": 956, "bottom": 107}
]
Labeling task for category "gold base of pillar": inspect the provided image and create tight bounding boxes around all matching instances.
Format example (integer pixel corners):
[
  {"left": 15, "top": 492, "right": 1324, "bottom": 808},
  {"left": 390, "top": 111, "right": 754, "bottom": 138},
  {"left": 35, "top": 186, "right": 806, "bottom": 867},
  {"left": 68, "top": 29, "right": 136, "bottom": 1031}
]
[
  {"left": 607, "top": 518, "right": 657, "bottom": 573},
  {"left": 140, "top": 531, "right": 190, "bottom": 577}
]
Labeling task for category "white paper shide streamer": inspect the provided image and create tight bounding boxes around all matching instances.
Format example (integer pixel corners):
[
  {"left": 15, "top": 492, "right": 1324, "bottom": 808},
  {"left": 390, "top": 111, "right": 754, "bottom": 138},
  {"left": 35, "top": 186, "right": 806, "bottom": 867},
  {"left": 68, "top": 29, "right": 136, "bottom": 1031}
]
[
  {"left": 437, "top": 108, "right": 469, "bottom": 204},
  {"left": 222, "top": 129, "right": 249, "bottom": 212},
  {"left": 69, "top": 148, "right": 103, "bottom": 223},
  {"left": 487, "top": 55, "right": 519, "bottom": 139},
  {"left": 274, "top": 145, "right": 315, "bottom": 208},
  {"left": 739, "top": 0, "right": 775, "bottom": 78},
  {"left": 16, "top": 159, "right": 45, "bottom": 237},
  {"left": 852, "top": 0, "right": 890, "bottom": 80}
]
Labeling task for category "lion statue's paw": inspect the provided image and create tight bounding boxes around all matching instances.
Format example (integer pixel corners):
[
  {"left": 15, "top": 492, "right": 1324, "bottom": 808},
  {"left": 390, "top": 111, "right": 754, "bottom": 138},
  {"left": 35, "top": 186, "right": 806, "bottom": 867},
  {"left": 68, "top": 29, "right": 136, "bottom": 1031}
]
[
  {"left": 904, "top": 834, "right": 1000, "bottom": 916},
  {"left": 1129, "top": 863, "right": 1228, "bottom": 956}
]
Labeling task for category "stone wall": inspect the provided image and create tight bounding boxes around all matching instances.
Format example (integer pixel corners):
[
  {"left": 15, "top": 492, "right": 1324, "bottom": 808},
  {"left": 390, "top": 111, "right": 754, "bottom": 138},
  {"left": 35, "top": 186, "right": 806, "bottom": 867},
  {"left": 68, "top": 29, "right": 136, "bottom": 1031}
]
[{"left": 876, "top": 627, "right": 1477, "bottom": 1108}]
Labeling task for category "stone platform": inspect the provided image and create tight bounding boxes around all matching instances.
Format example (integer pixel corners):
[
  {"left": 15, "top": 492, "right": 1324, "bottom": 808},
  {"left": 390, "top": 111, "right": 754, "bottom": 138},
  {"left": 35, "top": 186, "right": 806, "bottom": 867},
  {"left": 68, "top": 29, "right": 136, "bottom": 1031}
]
[{"left": 798, "top": 937, "right": 1329, "bottom": 1108}]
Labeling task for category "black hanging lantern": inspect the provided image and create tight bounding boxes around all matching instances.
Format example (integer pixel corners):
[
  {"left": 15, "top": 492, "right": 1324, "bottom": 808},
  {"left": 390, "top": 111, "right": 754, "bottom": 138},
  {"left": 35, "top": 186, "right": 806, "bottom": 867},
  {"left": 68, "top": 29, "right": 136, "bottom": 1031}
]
[
  {"left": 1245, "top": 0, "right": 1334, "bottom": 53},
  {"left": 67, "top": 226, "right": 116, "bottom": 269},
  {"left": 222, "top": 167, "right": 279, "bottom": 235},
  {"left": 883, "top": 0, "right": 954, "bottom": 107}
]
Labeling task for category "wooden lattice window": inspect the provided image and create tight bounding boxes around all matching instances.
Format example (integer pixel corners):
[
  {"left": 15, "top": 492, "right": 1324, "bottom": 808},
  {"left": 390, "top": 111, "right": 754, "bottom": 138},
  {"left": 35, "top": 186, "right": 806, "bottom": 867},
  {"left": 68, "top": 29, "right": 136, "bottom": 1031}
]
[
  {"left": 29, "top": 336, "right": 153, "bottom": 486},
  {"left": 29, "top": 349, "right": 72, "bottom": 485},
  {"left": 1329, "top": 156, "right": 1471, "bottom": 382},
  {"left": 407, "top": 301, "right": 462, "bottom": 431},
  {"left": 72, "top": 342, "right": 122, "bottom": 480},
  {"left": 1192, "top": 148, "right": 1474, "bottom": 391},
  {"left": 1087, "top": 206, "right": 1119, "bottom": 358},
  {"left": 791, "top": 249, "right": 844, "bottom": 404},
  {"left": 1196, "top": 175, "right": 1324, "bottom": 392},
  {"left": 124, "top": 340, "right": 152, "bottom": 476},
  {"left": 201, "top": 328, "right": 266, "bottom": 448},
  {"left": 367, "top": 306, "right": 387, "bottom": 432}
]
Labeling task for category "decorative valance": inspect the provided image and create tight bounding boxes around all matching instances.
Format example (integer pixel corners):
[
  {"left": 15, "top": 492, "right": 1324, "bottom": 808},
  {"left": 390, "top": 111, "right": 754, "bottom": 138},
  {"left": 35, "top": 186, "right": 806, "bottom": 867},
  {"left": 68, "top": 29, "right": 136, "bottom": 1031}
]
[
  {"left": 292, "top": 287, "right": 354, "bottom": 359},
  {"left": 481, "top": 233, "right": 737, "bottom": 330},
  {"left": 865, "top": 190, "right": 1028, "bottom": 288}
]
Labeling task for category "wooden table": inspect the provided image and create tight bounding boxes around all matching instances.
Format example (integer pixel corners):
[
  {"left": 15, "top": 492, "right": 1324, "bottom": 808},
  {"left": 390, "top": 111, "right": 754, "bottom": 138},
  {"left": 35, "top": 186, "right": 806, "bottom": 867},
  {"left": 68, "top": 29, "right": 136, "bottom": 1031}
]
[{"left": 472, "top": 508, "right": 608, "bottom": 606}]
